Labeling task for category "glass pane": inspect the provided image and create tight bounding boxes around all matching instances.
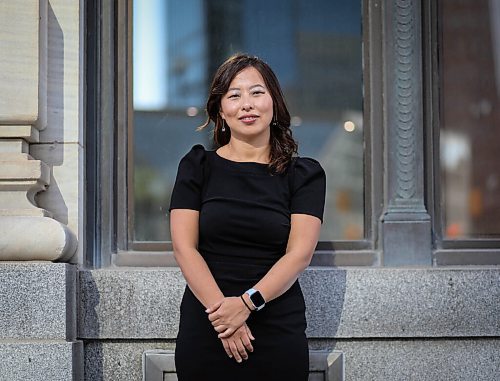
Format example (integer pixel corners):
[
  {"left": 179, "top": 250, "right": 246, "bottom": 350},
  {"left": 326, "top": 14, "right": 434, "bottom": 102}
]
[
  {"left": 440, "top": 0, "right": 500, "bottom": 238},
  {"left": 132, "top": 0, "right": 363, "bottom": 242}
]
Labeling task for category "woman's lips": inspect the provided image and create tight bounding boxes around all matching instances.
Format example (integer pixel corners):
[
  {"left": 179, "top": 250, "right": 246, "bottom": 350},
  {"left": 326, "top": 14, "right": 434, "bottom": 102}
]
[{"left": 239, "top": 115, "right": 258, "bottom": 123}]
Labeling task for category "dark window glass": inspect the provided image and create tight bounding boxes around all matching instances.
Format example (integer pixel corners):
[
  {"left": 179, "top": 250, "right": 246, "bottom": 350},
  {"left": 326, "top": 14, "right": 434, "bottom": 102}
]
[
  {"left": 440, "top": 0, "right": 500, "bottom": 238},
  {"left": 132, "top": 0, "right": 363, "bottom": 243}
]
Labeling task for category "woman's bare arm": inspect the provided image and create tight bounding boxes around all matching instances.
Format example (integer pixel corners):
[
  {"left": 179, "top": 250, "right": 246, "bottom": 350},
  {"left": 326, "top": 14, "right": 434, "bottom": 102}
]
[{"left": 170, "top": 209, "right": 225, "bottom": 308}]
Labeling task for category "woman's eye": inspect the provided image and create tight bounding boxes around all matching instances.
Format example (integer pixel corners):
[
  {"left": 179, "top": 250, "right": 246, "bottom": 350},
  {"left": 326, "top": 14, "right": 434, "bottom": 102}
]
[
  {"left": 252, "top": 91, "right": 264, "bottom": 96},
  {"left": 228, "top": 94, "right": 239, "bottom": 99}
]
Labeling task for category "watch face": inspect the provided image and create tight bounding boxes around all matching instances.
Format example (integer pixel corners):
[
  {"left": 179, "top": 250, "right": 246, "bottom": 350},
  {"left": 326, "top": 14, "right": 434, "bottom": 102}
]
[{"left": 250, "top": 291, "right": 265, "bottom": 308}]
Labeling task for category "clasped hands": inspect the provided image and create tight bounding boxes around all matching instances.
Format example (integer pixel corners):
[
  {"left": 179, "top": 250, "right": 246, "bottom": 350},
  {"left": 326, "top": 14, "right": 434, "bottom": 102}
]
[{"left": 205, "top": 296, "right": 254, "bottom": 363}]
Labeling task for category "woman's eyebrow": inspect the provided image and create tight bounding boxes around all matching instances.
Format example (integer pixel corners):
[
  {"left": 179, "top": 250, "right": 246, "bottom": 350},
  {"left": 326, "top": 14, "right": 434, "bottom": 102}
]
[{"left": 228, "top": 84, "right": 265, "bottom": 90}]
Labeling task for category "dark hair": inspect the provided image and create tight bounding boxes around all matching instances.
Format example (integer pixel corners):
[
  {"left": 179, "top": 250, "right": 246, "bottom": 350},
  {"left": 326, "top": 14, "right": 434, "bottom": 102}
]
[{"left": 199, "top": 53, "right": 298, "bottom": 174}]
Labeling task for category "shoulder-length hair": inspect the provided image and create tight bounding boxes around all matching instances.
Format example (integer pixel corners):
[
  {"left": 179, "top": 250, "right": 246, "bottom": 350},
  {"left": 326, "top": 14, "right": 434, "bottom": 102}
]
[{"left": 198, "top": 53, "right": 298, "bottom": 174}]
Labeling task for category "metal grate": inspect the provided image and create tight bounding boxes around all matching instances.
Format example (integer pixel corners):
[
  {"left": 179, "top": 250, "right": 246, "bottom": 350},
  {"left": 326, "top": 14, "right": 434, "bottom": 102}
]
[{"left": 143, "top": 349, "right": 344, "bottom": 381}]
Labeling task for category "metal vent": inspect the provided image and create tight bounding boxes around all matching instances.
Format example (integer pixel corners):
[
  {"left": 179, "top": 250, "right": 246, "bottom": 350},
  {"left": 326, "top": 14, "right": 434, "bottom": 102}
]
[{"left": 143, "top": 349, "right": 344, "bottom": 381}]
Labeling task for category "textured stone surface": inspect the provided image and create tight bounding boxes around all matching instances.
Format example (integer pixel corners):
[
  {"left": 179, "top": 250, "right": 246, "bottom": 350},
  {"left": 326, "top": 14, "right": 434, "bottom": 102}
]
[
  {"left": 31, "top": 143, "right": 83, "bottom": 263},
  {"left": 42, "top": 0, "right": 83, "bottom": 144},
  {"left": 0, "top": 262, "right": 77, "bottom": 339},
  {"left": 84, "top": 340, "right": 175, "bottom": 381},
  {"left": 302, "top": 268, "right": 500, "bottom": 338},
  {"left": 0, "top": 341, "right": 83, "bottom": 381},
  {"left": 0, "top": 0, "right": 46, "bottom": 126},
  {"left": 0, "top": 216, "right": 77, "bottom": 261},
  {"left": 82, "top": 338, "right": 499, "bottom": 381},
  {"left": 333, "top": 338, "right": 500, "bottom": 381},
  {"left": 79, "top": 268, "right": 500, "bottom": 339},
  {"left": 79, "top": 269, "right": 185, "bottom": 339}
]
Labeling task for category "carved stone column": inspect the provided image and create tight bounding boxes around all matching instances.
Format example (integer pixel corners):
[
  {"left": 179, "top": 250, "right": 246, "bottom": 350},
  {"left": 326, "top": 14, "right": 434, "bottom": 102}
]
[
  {"left": 0, "top": 0, "right": 76, "bottom": 261},
  {"left": 381, "top": 0, "right": 431, "bottom": 265}
]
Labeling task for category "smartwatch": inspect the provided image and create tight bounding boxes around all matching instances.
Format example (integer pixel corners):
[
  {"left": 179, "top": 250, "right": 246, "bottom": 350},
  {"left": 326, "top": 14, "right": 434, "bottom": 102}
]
[{"left": 245, "top": 288, "right": 266, "bottom": 311}]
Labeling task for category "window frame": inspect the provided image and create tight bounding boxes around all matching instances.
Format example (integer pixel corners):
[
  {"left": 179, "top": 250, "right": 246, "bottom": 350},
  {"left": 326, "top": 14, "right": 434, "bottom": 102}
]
[{"left": 87, "top": 0, "right": 385, "bottom": 268}]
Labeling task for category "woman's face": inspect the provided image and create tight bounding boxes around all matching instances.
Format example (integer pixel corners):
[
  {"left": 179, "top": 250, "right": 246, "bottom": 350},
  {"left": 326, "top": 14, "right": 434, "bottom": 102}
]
[{"left": 219, "top": 66, "right": 274, "bottom": 143}]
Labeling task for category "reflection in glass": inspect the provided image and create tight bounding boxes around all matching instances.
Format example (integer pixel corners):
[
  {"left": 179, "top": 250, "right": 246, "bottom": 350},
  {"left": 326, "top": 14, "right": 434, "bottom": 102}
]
[
  {"left": 441, "top": 0, "right": 500, "bottom": 238},
  {"left": 132, "top": 0, "right": 363, "bottom": 242}
]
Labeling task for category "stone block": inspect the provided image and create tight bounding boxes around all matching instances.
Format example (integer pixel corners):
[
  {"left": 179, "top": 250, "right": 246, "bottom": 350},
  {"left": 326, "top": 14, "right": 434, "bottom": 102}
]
[
  {"left": 302, "top": 268, "right": 500, "bottom": 338},
  {"left": 0, "top": 125, "right": 39, "bottom": 142},
  {"left": 0, "top": 263, "right": 77, "bottom": 339},
  {"left": 79, "top": 268, "right": 500, "bottom": 340},
  {"left": 84, "top": 338, "right": 499, "bottom": 381},
  {"left": 0, "top": 340, "right": 83, "bottom": 381},
  {"left": 333, "top": 338, "right": 500, "bottom": 381},
  {"left": 84, "top": 341, "right": 175, "bottom": 381},
  {"left": 0, "top": 0, "right": 47, "bottom": 128},
  {"left": 0, "top": 139, "right": 29, "bottom": 154},
  {"left": 79, "top": 269, "right": 185, "bottom": 339},
  {"left": 382, "top": 219, "right": 432, "bottom": 266}
]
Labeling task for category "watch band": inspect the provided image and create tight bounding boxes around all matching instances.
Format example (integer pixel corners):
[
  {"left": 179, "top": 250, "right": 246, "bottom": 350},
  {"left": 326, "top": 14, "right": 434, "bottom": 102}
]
[{"left": 245, "top": 288, "right": 266, "bottom": 311}]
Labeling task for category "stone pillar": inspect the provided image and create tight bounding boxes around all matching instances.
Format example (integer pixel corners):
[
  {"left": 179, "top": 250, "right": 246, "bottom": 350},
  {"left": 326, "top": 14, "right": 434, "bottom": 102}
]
[
  {"left": 0, "top": 1, "right": 83, "bottom": 379},
  {"left": 0, "top": 0, "right": 77, "bottom": 261},
  {"left": 381, "top": 0, "right": 432, "bottom": 266}
]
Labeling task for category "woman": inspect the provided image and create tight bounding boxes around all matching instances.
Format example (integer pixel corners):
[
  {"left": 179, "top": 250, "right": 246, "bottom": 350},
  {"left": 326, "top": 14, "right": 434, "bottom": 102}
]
[{"left": 169, "top": 53, "right": 326, "bottom": 380}]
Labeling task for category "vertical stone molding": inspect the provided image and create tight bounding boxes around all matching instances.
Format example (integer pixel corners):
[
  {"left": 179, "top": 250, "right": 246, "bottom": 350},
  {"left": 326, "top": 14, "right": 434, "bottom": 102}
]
[
  {"left": 0, "top": 0, "right": 47, "bottom": 129},
  {"left": 381, "top": 0, "right": 431, "bottom": 266},
  {"left": 0, "top": 0, "right": 76, "bottom": 261}
]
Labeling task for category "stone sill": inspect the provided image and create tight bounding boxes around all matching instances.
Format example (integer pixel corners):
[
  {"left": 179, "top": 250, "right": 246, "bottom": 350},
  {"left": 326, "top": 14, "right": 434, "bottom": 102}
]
[{"left": 78, "top": 267, "right": 500, "bottom": 340}]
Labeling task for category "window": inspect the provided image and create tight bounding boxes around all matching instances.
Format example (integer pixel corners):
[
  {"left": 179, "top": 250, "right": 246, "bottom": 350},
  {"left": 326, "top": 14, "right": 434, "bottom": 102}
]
[
  {"left": 439, "top": 0, "right": 500, "bottom": 239},
  {"left": 131, "top": 0, "right": 365, "bottom": 249}
]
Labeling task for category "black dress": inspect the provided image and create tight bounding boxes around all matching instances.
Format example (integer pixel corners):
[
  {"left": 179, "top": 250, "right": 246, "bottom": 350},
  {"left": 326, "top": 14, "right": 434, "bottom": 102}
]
[{"left": 169, "top": 145, "right": 326, "bottom": 381}]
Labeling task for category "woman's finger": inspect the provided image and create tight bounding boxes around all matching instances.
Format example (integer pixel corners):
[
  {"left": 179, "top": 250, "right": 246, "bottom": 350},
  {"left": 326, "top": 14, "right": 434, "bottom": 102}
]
[
  {"left": 245, "top": 325, "right": 255, "bottom": 341},
  {"left": 205, "top": 300, "right": 223, "bottom": 314},
  {"left": 228, "top": 341, "right": 242, "bottom": 363},
  {"left": 218, "top": 327, "right": 235, "bottom": 338},
  {"left": 214, "top": 325, "right": 226, "bottom": 333},
  {"left": 207, "top": 312, "right": 220, "bottom": 322},
  {"left": 221, "top": 340, "right": 232, "bottom": 358},
  {"left": 240, "top": 334, "right": 253, "bottom": 352},
  {"left": 210, "top": 318, "right": 221, "bottom": 327},
  {"left": 236, "top": 340, "right": 248, "bottom": 360}
]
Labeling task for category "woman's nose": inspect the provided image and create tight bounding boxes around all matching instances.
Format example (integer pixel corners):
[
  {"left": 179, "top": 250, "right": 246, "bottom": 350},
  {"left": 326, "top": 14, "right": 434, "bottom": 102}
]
[{"left": 241, "top": 95, "right": 253, "bottom": 111}]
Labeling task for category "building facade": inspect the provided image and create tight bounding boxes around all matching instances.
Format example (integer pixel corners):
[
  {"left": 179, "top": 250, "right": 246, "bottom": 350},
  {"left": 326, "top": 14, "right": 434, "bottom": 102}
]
[{"left": 0, "top": 0, "right": 499, "bottom": 380}]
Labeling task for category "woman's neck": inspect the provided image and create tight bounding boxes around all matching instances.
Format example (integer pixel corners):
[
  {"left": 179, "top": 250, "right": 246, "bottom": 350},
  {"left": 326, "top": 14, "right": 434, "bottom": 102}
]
[{"left": 222, "top": 138, "right": 270, "bottom": 164}]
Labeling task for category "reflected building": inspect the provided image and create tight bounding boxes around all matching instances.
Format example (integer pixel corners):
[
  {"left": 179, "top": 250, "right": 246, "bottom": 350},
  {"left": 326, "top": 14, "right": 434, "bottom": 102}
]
[
  {"left": 441, "top": 0, "right": 500, "bottom": 237},
  {"left": 133, "top": 0, "right": 364, "bottom": 242}
]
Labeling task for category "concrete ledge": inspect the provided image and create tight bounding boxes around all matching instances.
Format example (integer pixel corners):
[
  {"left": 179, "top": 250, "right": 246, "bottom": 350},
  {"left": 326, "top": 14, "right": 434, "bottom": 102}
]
[
  {"left": 0, "top": 262, "right": 77, "bottom": 340},
  {"left": 79, "top": 267, "right": 500, "bottom": 339},
  {"left": 0, "top": 340, "right": 83, "bottom": 381}
]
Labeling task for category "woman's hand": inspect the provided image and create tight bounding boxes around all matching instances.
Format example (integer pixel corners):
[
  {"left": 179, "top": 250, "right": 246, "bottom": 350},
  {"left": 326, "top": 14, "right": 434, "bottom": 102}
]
[
  {"left": 206, "top": 296, "right": 251, "bottom": 338},
  {"left": 220, "top": 323, "right": 255, "bottom": 363}
]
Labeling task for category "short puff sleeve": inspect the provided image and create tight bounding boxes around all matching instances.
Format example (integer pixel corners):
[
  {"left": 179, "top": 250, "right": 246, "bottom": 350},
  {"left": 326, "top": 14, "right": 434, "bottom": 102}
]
[
  {"left": 290, "top": 157, "right": 326, "bottom": 222},
  {"left": 169, "top": 145, "right": 206, "bottom": 211}
]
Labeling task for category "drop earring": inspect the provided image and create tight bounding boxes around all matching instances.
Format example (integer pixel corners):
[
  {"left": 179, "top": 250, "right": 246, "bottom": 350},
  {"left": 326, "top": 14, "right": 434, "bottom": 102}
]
[{"left": 221, "top": 120, "right": 226, "bottom": 132}]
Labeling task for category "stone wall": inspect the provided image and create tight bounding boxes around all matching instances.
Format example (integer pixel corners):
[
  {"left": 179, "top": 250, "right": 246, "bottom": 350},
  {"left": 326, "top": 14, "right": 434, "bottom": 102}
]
[{"left": 78, "top": 267, "right": 500, "bottom": 380}]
